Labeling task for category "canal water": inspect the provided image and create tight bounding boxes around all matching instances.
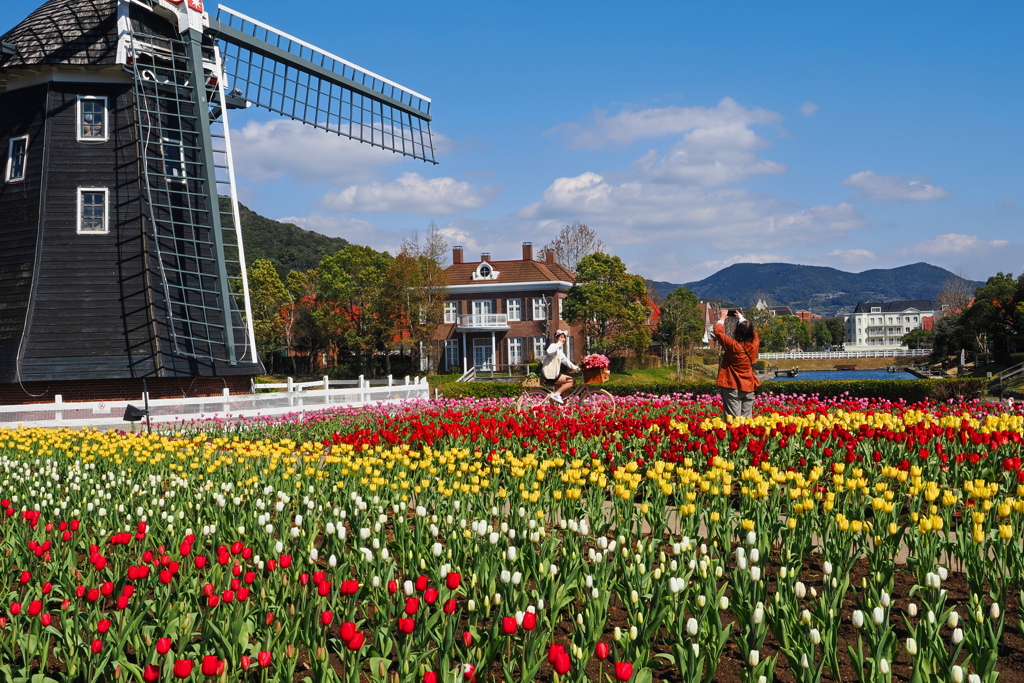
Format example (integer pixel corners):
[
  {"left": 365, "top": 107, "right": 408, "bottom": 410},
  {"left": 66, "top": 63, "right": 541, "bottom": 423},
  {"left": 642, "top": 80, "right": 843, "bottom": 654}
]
[{"left": 768, "top": 369, "right": 913, "bottom": 382}]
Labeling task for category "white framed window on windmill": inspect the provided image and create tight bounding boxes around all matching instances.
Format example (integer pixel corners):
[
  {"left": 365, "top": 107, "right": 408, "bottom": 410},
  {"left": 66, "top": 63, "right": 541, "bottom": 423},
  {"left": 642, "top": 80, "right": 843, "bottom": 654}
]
[
  {"left": 161, "top": 138, "right": 186, "bottom": 184},
  {"left": 77, "top": 188, "right": 109, "bottom": 234},
  {"left": 5, "top": 135, "right": 28, "bottom": 183},
  {"left": 76, "top": 96, "right": 108, "bottom": 142}
]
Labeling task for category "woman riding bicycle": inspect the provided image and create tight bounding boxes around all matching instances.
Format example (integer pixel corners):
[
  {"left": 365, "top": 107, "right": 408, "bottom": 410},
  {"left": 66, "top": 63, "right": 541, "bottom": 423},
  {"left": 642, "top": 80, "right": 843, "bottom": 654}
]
[{"left": 540, "top": 329, "right": 579, "bottom": 404}]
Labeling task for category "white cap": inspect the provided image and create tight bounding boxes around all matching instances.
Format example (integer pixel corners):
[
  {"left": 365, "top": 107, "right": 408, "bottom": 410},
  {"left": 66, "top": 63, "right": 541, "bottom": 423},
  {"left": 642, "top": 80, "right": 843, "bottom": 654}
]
[{"left": 555, "top": 329, "right": 569, "bottom": 338}]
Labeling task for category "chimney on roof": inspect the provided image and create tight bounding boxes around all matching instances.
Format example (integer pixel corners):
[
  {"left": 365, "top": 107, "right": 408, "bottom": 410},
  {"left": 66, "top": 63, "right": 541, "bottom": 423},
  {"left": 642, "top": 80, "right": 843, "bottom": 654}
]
[
  {"left": 522, "top": 242, "right": 533, "bottom": 261},
  {"left": 452, "top": 246, "right": 464, "bottom": 265},
  {"left": 545, "top": 250, "right": 556, "bottom": 265},
  {"left": 480, "top": 253, "right": 490, "bottom": 262}
]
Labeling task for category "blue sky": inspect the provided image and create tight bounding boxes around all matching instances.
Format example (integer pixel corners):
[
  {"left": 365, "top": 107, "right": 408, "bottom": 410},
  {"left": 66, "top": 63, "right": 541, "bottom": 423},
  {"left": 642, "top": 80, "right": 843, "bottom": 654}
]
[{"left": 6, "top": 0, "right": 1022, "bottom": 282}]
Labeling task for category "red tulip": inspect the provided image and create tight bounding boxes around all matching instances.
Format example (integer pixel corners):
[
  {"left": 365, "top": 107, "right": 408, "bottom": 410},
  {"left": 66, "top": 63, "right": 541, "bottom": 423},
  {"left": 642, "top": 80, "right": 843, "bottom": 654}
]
[
  {"left": 194, "top": 556, "right": 207, "bottom": 569},
  {"left": 424, "top": 672, "right": 438, "bottom": 683},
  {"left": 299, "top": 573, "right": 309, "bottom": 586},
  {"left": 279, "top": 555, "right": 292, "bottom": 568},
  {"left": 615, "top": 661, "right": 633, "bottom": 681},
  {"left": 206, "top": 595, "right": 219, "bottom": 608},
  {"left": 257, "top": 651, "right": 272, "bottom": 668},
  {"left": 143, "top": 664, "right": 160, "bottom": 682},
  {"left": 9, "top": 603, "right": 20, "bottom": 616},
  {"left": 317, "top": 581, "right": 331, "bottom": 597},
  {"left": 40, "top": 613, "right": 52, "bottom": 626},
  {"left": 97, "top": 619, "right": 111, "bottom": 634},
  {"left": 424, "top": 588, "right": 439, "bottom": 605},
  {"left": 320, "top": 611, "right": 333, "bottom": 626},
  {"left": 27, "top": 601, "right": 42, "bottom": 617},
  {"left": 340, "top": 622, "right": 356, "bottom": 642},
  {"left": 553, "top": 651, "right": 571, "bottom": 675},
  {"left": 501, "top": 617, "right": 517, "bottom": 635},
  {"left": 405, "top": 597, "right": 420, "bottom": 615},
  {"left": 157, "top": 638, "right": 172, "bottom": 654},
  {"left": 446, "top": 573, "right": 461, "bottom": 590},
  {"left": 19, "top": 571, "right": 30, "bottom": 584},
  {"left": 460, "top": 663, "right": 476, "bottom": 683},
  {"left": 91, "top": 639, "right": 103, "bottom": 654},
  {"left": 595, "top": 642, "right": 610, "bottom": 660},
  {"left": 462, "top": 631, "right": 473, "bottom": 647},
  {"left": 415, "top": 575, "right": 429, "bottom": 592},
  {"left": 522, "top": 611, "right": 537, "bottom": 630},
  {"left": 240, "top": 656, "right": 251, "bottom": 671},
  {"left": 340, "top": 580, "right": 359, "bottom": 595},
  {"left": 398, "top": 617, "right": 415, "bottom": 634},
  {"left": 548, "top": 644, "right": 565, "bottom": 665},
  {"left": 346, "top": 632, "right": 365, "bottom": 651},
  {"left": 443, "top": 599, "right": 457, "bottom": 614},
  {"left": 387, "top": 580, "right": 398, "bottom": 594},
  {"left": 201, "top": 655, "right": 223, "bottom": 676},
  {"left": 87, "top": 589, "right": 99, "bottom": 602}
]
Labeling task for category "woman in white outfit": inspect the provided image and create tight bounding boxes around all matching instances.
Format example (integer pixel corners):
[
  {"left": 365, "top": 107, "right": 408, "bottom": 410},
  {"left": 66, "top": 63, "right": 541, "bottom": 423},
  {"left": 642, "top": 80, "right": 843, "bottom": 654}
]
[{"left": 541, "top": 330, "right": 579, "bottom": 404}]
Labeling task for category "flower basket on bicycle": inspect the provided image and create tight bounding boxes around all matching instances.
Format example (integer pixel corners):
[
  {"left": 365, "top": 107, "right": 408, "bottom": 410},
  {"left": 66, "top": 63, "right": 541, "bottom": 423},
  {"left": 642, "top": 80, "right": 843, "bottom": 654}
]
[{"left": 580, "top": 354, "right": 611, "bottom": 384}]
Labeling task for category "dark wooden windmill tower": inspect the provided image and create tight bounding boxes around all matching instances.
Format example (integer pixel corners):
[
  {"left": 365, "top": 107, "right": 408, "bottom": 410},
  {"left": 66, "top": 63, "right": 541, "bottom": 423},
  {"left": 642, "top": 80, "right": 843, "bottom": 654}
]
[{"left": 0, "top": 0, "right": 435, "bottom": 402}]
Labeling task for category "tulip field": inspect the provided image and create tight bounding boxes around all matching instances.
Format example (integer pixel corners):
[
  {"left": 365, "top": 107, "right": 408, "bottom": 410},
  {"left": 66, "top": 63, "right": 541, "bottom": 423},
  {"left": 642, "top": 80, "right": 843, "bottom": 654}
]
[{"left": 2, "top": 393, "right": 1024, "bottom": 682}]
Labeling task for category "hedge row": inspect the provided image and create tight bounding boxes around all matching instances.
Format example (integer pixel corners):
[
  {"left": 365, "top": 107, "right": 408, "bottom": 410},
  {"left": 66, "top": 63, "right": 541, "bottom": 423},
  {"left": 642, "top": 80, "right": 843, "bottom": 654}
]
[{"left": 439, "top": 377, "right": 990, "bottom": 402}]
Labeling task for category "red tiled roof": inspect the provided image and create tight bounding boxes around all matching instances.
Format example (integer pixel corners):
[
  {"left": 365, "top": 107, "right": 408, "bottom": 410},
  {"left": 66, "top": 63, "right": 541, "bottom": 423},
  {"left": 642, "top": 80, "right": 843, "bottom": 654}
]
[{"left": 443, "top": 259, "right": 575, "bottom": 286}]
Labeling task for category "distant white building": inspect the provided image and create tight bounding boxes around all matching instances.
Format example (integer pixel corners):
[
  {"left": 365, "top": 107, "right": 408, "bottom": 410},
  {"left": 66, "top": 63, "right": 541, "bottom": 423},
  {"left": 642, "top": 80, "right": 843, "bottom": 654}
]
[{"left": 844, "top": 300, "right": 938, "bottom": 351}]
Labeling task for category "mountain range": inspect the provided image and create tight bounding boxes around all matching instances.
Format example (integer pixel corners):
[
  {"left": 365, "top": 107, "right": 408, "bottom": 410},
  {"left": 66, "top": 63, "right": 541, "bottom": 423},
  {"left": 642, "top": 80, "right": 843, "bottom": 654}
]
[{"left": 649, "top": 262, "right": 983, "bottom": 318}]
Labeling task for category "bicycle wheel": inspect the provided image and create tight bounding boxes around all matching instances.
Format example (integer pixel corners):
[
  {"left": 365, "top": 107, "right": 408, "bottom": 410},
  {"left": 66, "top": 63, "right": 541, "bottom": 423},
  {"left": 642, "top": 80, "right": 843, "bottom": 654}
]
[
  {"left": 577, "top": 388, "right": 616, "bottom": 414},
  {"left": 516, "top": 388, "right": 552, "bottom": 410}
]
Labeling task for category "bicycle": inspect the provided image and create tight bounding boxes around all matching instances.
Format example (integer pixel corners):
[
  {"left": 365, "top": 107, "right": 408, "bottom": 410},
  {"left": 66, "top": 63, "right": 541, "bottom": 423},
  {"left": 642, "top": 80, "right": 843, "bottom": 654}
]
[{"left": 515, "top": 373, "right": 616, "bottom": 413}]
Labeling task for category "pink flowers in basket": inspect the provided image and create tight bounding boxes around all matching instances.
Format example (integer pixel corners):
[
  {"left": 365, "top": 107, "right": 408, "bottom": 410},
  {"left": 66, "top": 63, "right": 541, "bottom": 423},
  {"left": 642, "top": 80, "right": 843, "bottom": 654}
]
[{"left": 581, "top": 354, "right": 610, "bottom": 370}]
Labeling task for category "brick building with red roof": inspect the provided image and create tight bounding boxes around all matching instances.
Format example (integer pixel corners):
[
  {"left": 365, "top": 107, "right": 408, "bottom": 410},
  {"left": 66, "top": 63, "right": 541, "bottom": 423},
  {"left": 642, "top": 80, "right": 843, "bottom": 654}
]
[{"left": 432, "top": 243, "right": 583, "bottom": 373}]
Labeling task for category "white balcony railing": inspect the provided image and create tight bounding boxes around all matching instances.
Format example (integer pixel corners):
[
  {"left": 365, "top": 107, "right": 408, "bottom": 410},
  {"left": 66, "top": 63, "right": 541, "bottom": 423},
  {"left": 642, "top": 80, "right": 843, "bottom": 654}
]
[{"left": 458, "top": 314, "right": 509, "bottom": 328}]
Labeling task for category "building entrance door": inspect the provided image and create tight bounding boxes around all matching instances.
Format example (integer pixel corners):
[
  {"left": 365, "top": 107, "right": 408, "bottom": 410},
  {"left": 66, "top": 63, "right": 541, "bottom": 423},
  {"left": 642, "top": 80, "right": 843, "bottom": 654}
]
[{"left": 473, "top": 338, "right": 494, "bottom": 370}]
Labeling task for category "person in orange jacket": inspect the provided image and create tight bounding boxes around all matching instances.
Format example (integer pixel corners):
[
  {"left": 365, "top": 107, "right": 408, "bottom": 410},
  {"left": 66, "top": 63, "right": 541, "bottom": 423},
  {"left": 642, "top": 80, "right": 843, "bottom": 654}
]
[{"left": 713, "top": 308, "right": 760, "bottom": 418}]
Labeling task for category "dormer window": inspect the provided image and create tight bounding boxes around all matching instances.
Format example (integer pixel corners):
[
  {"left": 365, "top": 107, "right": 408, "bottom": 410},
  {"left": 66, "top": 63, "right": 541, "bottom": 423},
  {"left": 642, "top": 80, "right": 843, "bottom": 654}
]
[
  {"left": 472, "top": 262, "right": 500, "bottom": 281},
  {"left": 870, "top": 307, "right": 881, "bottom": 313}
]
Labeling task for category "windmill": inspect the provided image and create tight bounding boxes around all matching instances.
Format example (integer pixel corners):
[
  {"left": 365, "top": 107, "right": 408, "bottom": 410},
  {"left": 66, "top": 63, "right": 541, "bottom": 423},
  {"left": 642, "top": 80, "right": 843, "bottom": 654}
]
[{"left": 0, "top": 0, "right": 434, "bottom": 401}]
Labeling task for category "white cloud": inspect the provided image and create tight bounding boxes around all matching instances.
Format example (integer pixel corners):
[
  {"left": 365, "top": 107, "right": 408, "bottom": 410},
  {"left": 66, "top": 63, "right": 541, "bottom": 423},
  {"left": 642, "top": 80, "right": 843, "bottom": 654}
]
[
  {"left": 634, "top": 121, "right": 787, "bottom": 186},
  {"left": 800, "top": 101, "right": 819, "bottom": 118},
  {"left": 842, "top": 171, "right": 951, "bottom": 202},
  {"left": 232, "top": 120, "right": 402, "bottom": 185},
  {"left": 517, "top": 171, "right": 867, "bottom": 249},
  {"left": 321, "top": 173, "right": 502, "bottom": 214},
  {"left": 825, "top": 247, "right": 876, "bottom": 264},
  {"left": 902, "top": 233, "right": 1008, "bottom": 256},
  {"left": 553, "top": 97, "right": 781, "bottom": 149}
]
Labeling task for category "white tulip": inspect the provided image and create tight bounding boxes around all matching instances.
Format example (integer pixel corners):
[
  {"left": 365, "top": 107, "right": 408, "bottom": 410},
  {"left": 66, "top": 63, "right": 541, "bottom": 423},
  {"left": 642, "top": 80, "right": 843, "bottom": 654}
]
[
  {"left": 687, "top": 617, "right": 698, "bottom": 636},
  {"left": 823, "top": 561, "right": 832, "bottom": 576},
  {"left": 872, "top": 606, "right": 885, "bottom": 626},
  {"left": 952, "top": 666, "right": 963, "bottom": 683},
  {"left": 852, "top": 610, "right": 864, "bottom": 628},
  {"left": 952, "top": 628, "right": 963, "bottom": 645},
  {"left": 800, "top": 653, "right": 809, "bottom": 669},
  {"left": 968, "top": 675, "right": 980, "bottom": 683},
  {"left": 795, "top": 582, "right": 807, "bottom": 599},
  {"left": 907, "top": 603, "right": 918, "bottom": 618},
  {"left": 879, "top": 659, "right": 889, "bottom": 675},
  {"left": 748, "top": 650, "right": 759, "bottom": 667},
  {"left": 810, "top": 628, "right": 821, "bottom": 645},
  {"left": 991, "top": 603, "right": 1001, "bottom": 620},
  {"left": 906, "top": 637, "right": 917, "bottom": 656},
  {"left": 747, "top": 531, "right": 757, "bottom": 545},
  {"left": 719, "top": 596, "right": 729, "bottom": 610},
  {"left": 749, "top": 566, "right": 761, "bottom": 582},
  {"left": 947, "top": 611, "right": 959, "bottom": 629}
]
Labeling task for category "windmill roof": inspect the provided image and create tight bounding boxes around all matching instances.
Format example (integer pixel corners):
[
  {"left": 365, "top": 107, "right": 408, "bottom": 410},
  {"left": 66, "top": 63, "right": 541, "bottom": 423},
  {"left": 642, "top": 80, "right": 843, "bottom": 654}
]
[
  {"left": 443, "top": 259, "right": 575, "bottom": 287},
  {"left": 852, "top": 300, "right": 938, "bottom": 314},
  {"left": 1, "top": 0, "right": 118, "bottom": 68}
]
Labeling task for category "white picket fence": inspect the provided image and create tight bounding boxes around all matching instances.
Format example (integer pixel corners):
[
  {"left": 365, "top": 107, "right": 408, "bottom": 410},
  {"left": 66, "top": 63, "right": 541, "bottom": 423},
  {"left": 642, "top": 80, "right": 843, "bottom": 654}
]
[
  {"left": 760, "top": 349, "right": 930, "bottom": 360},
  {"left": 0, "top": 376, "right": 430, "bottom": 430}
]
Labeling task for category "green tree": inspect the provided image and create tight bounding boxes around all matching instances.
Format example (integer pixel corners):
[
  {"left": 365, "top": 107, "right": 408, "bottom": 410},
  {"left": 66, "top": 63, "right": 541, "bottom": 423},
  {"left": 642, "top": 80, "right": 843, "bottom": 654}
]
[
  {"left": 658, "top": 287, "right": 704, "bottom": 377},
  {"left": 902, "top": 328, "right": 932, "bottom": 350},
  {"left": 812, "top": 320, "right": 832, "bottom": 349},
  {"left": 825, "top": 317, "right": 847, "bottom": 348},
  {"left": 956, "top": 273, "right": 1024, "bottom": 356},
  {"left": 246, "top": 259, "right": 292, "bottom": 372},
  {"left": 391, "top": 222, "right": 449, "bottom": 372},
  {"left": 563, "top": 253, "right": 651, "bottom": 358},
  {"left": 314, "top": 245, "right": 393, "bottom": 373}
]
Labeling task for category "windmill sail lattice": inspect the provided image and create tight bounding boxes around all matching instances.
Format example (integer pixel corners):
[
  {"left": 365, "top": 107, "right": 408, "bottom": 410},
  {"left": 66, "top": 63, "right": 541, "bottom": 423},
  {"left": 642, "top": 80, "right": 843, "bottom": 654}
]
[{"left": 211, "top": 6, "right": 435, "bottom": 163}]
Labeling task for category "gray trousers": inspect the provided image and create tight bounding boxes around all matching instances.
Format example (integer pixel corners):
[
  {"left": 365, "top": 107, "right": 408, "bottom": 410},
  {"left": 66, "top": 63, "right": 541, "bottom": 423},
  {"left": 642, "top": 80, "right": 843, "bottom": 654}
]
[{"left": 720, "top": 388, "right": 754, "bottom": 418}]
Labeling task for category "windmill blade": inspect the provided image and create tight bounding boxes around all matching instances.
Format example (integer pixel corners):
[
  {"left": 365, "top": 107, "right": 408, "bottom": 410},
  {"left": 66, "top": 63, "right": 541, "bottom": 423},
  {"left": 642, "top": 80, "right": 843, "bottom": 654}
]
[{"left": 210, "top": 5, "right": 435, "bottom": 163}]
